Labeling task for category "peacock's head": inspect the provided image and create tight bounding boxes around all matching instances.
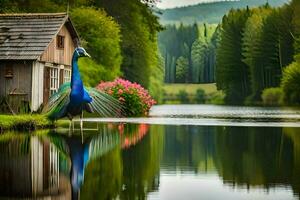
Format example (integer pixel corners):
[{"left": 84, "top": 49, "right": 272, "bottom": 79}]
[{"left": 75, "top": 47, "right": 91, "bottom": 58}]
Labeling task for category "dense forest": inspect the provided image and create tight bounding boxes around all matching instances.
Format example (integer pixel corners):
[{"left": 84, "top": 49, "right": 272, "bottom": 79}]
[
  {"left": 159, "top": 0, "right": 289, "bottom": 24},
  {"left": 158, "top": 23, "right": 218, "bottom": 83},
  {"left": 216, "top": 0, "right": 300, "bottom": 105},
  {"left": 160, "top": 0, "right": 300, "bottom": 105},
  {"left": 0, "top": 0, "right": 164, "bottom": 102}
]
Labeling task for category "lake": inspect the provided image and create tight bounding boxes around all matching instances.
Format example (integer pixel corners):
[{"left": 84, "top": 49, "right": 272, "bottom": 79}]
[{"left": 0, "top": 105, "right": 300, "bottom": 200}]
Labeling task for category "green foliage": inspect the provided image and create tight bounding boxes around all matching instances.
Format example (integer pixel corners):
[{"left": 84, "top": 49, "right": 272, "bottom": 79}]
[
  {"left": 191, "top": 39, "right": 206, "bottom": 83},
  {"left": 292, "top": 0, "right": 300, "bottom": 62},
  {"left": 215, "top": 2, "right": 296, "bottom": 106},
  {"left": 175, "top": 56, "right": 188, "bottom": 83},
  {"left": 159, "top": 0, "right": 287, "bottom": 24},
  {"left": 177, "top": 90, "right": 189, "bottom": 103},
  {"left": 94, "top": 0, "right": 162, "bottom": 88},
  {"left": 242, "top": 7, "right": 272, "bottom": 102},
  {"left": 216, "top": 8, "right": 251, "bottom": 104},
  {"left": 195, "top": 89, "right": 205, "bottom": 103},
  {"left": 159, "top": 23, "right": 216, "bottom": 84},
  {"left": 281, "top": 62, "right": 300, "bottom": 105},
  {"left": 206, "top": 92, "right": 225, "bottom": 105},
  {"left": 149, "top": 53, "right": 165, "bottom": 103},
  {"left": 70, "top": 7, "right": 122, "bottom": 86},
  {"left": 261, "top": 87, "right": 283, "bottom": 106},
  {"left": 258, "top": 5, "right": 294, "bottom": 89}
]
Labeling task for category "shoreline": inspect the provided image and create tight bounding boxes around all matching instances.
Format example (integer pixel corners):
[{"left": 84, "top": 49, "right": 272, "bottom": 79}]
[{"left": 0, "top": 114, "right": 55, "bottom": 133}]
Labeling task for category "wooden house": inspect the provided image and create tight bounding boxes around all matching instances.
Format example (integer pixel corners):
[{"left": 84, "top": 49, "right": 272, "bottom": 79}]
[{"left": 0, "top": 13, "right": 79, "bottom": 112}]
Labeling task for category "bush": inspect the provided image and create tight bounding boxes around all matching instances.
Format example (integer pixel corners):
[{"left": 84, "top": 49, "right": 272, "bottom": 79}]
[
  {"left": 177, "top": 90, "right": 189, "bottom": 103},
  {"left": 96, "top": 78, "right": 156, "bottom": 117},
  {"left": 281, "top": 62, "right": 300, "bottom": 105},
  {"left": 195, "top": 89, "right": 206, "bottom": 103},
  {"left": 71, "top": 7, "right": 122, "bottom": 86},
  {"left": 206, "top": 92, "right": 225, "bottom": 105},
  {"left": 261, "top": 87, "right": 283, "bottom": 106}
]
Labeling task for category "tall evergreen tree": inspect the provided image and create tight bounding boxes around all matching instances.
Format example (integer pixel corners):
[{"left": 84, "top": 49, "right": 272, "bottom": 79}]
[
  {"left": 242, "top": 6, "right": 272, "bottom": 102},
  {"left": 259, "top": 5, "right": 294, "bottom": 89},
  {"left": 216, "top": 9, "right": 251, "bottom": 104},
  {"left": 291, "top": 0, "right": 300, "bottom": 61}
]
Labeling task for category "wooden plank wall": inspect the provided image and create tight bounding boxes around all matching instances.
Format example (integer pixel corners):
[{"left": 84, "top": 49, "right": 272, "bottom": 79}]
[
  {"left": 0, "top": 61, "right": 32, "bottom": 108},
  {"left": 0, "top": 61, "right": 32, "bottom": 100},
  {"left": 31, "top": 61, "right": 44, "bottom": 111},
  {"left": 40, "top": 25, "right": 75, "bottom": 66}
]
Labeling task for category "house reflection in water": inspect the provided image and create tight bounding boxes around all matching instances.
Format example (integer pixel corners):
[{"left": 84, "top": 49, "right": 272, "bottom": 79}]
[{"left": 0, "top": 135, "right": 71, "bottom": 199}]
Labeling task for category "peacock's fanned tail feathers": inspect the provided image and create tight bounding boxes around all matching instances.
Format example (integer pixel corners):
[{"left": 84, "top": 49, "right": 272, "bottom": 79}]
[
  {"left": 43, "top": 82, "right": 71, "bottom": 120},
  {"left": 43, "top": 83, "right": 123, "bottom": 120},
  {"left": 86, "top": 87, "right": 123, "bottom": 117}
]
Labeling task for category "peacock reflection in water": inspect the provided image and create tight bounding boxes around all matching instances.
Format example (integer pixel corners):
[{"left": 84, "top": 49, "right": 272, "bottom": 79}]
[
  {"left": 0, "top": 125, "right": 300, "bottom": 200},
  {"left": 0, "top": 123, "right": 151, "bottom": 200}
]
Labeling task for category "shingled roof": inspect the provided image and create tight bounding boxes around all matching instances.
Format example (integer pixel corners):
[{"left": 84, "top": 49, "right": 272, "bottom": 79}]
[{"left": 0, "top": 13, "right": 79, "bottom": 60}]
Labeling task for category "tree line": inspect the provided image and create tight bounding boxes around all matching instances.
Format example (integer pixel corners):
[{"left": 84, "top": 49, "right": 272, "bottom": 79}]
[
  {"left": 216, "top": 1, "right": 300, "bottom": 105},
  {"left": 158, "top": 23, "right": 218, "bottom": 83},
  {"left": 159, "top": 0, "right": 288, "bottom": 25},
  {"left": 0, "top": 0, "right": 164, "bottom": 102}
]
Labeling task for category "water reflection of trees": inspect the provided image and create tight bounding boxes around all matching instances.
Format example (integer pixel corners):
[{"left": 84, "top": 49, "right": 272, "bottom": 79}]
[
  {"left": 1, "top": 125, "right": 299, "bottom": 199},
  {"left": 79, "top": 124, "right": 164, "bottom": 200},
  {"left": 162, "top": 125, "right": 300, "bottom": 197},
  {"left": 80, "top": 147, "right": 123, "bottom": 200}
]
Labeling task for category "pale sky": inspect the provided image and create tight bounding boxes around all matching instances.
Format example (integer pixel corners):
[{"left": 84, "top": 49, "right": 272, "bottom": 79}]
[{"left": 157, "top": 0, "right": 231, "bottom": 9}]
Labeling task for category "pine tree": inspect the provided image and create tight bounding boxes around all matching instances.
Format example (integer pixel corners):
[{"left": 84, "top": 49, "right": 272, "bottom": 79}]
[
  {"left": 216, "top": 9, "right": 251, "bottom": 104},
  {"left": 242, "top": 7, "right": 272, "bottom": 102}
]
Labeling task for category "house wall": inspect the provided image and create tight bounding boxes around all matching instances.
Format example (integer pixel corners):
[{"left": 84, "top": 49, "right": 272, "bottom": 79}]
[
  {"left": 40, "top": 25, "right": 75, "bottom": 66},
  {"left": 0, "top": 61, "right": 32, "bottom": 112},
  {"left": 31, "top": 61, "right": 44, "bottom": 111}
]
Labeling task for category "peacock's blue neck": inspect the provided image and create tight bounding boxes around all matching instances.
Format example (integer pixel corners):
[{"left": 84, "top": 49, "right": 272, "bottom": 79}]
[{"left": 70, "top": 52, "right": 84, "bottom": 102}]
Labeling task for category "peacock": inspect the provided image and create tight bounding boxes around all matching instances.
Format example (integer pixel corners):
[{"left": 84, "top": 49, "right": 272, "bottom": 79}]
[{"left": 43, "top": 47, "right": 122, "bottom": 130}]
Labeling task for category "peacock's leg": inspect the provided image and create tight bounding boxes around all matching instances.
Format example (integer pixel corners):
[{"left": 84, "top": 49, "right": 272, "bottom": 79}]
[
  {"left": 72, "top": 119, "right": 74, "bottom": 132},
  {"left": 80, "top": 111, "right": 84, "bottom": 131},
  {"left": 80, "top": 111, "right": 84, "bottom": 143},
  {"left": 69, "top": 120, "right": 71, "bottom": 132}
]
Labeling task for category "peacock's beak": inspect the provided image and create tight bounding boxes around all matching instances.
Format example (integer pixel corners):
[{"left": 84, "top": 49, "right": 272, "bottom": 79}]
[{"left": 85, "top": 52, "right": 91, "bottom": 58}]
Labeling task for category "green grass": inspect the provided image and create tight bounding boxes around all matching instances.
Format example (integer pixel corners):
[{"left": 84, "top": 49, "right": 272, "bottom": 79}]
[
  {"left": 163, "top": 83, "right": 224, "bottom": 104},
  {"left": 163, "top": 83, "right": 218, "bottom": 95},
  {"left": 0, "top": 114, "right": 54, "bottom": 132}
]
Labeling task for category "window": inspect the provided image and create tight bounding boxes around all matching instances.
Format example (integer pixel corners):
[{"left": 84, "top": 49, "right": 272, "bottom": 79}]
[
  {"left": 56, "top": 35, "right": 65, "bottom": 49},
  {"left": 64, "top": 69, "right": 71, "bottom": 83},
  {"left": 50, "top": 67, "right": 59, "bottom": 96},
  {"left": 4, "top": 65, "right": 13, "bottom": 78}
]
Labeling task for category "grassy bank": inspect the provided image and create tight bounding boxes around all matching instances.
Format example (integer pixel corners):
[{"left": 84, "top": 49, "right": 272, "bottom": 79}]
[
  {"left": 0, "top": 114, "right": 54, "bottom": 132},
  {"left": 163, "top": 83, "right": 217, "bottom": 95},
  {"left": 163, "top": 83, "right": 224, "bottom": 104}
]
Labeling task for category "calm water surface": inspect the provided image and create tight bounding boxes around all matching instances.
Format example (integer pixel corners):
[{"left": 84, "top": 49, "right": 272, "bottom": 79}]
[{"left": 0, "top": 105, "right": 300, "bottom": 200}]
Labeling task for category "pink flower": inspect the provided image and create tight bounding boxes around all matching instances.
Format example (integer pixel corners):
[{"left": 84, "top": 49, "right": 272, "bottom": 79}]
[
  {"left": 96, "top": 77, "right": 156, "bottom": 117},
  {"left": 118, "top": 89, "right": 123, "bottom": 95}
]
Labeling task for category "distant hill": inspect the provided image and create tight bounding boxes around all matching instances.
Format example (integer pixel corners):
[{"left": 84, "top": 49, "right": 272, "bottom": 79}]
[{"left": 159, "top": 0, "right": 290, "bottom": 24}]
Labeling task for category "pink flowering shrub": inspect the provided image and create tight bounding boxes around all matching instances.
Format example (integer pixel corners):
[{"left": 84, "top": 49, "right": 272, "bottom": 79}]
[{"left": 96, "top": 78, "right": 156, "bottom": 117}]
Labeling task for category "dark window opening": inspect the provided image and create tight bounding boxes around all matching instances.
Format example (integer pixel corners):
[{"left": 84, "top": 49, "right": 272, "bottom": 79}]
[
  {"left": 57, "top": 35, "right": 65, "bottom": 49},
  {"left": 5, "top": 65, "right": 13, "bottom": 78}
]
